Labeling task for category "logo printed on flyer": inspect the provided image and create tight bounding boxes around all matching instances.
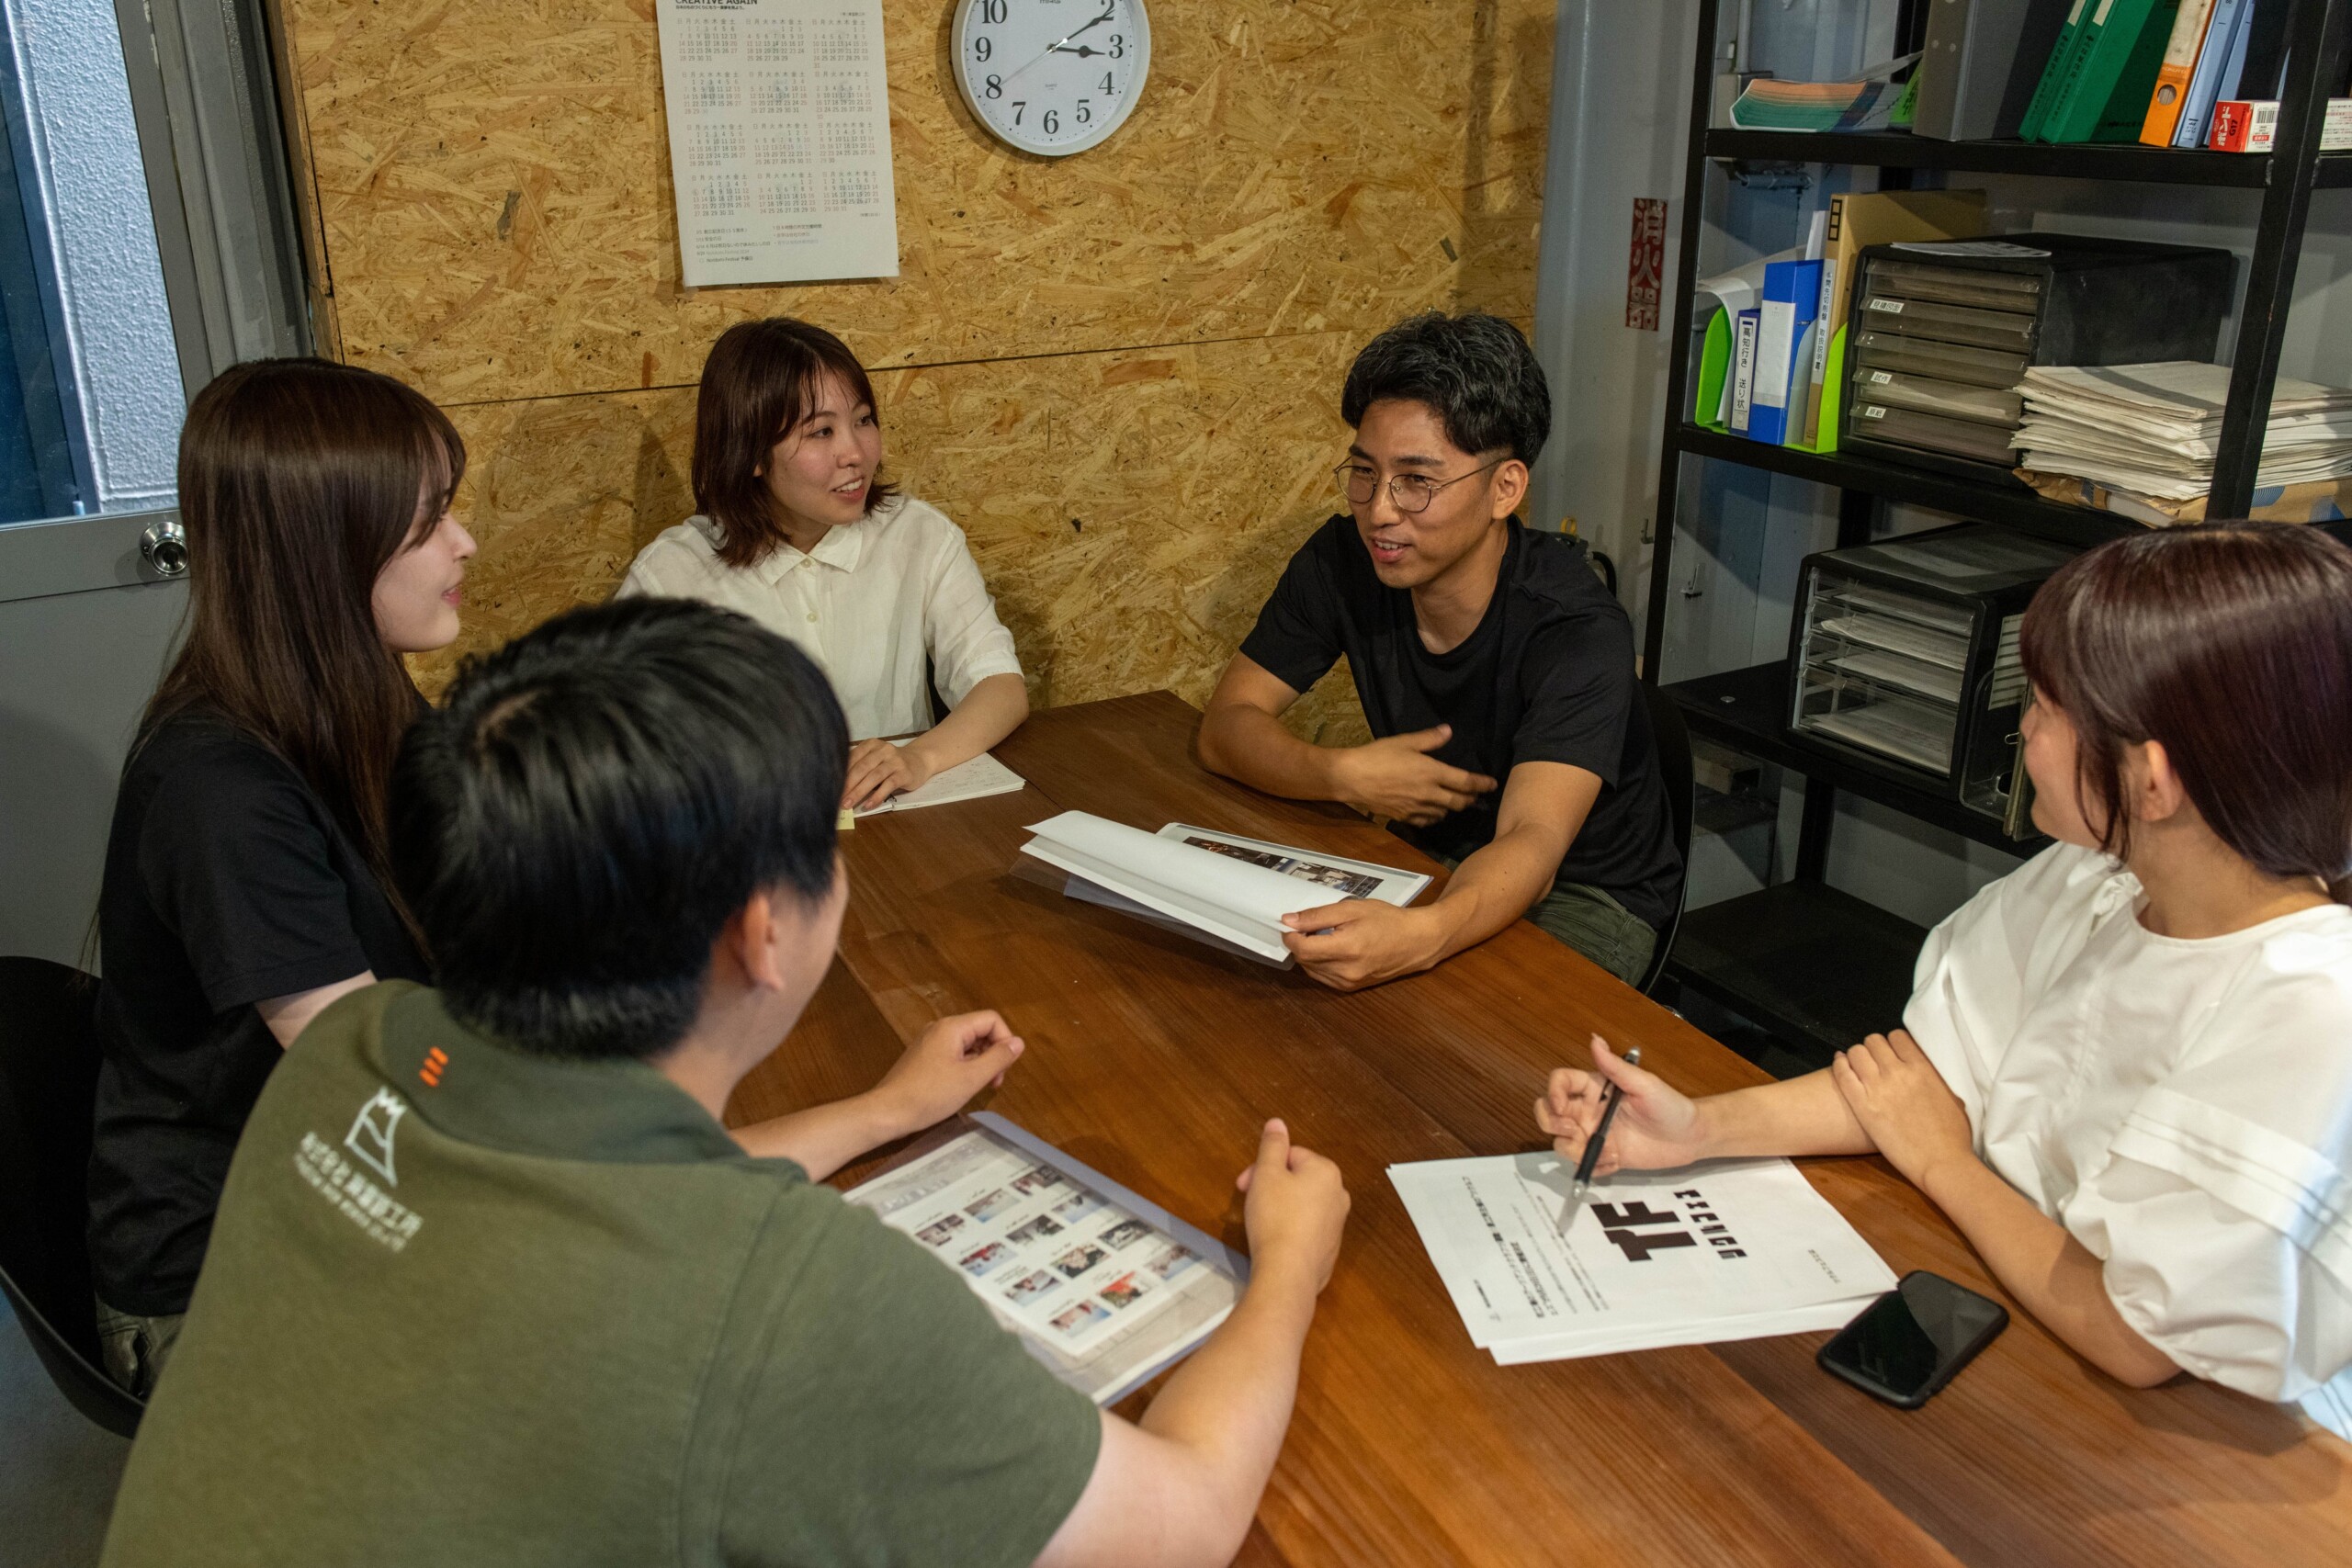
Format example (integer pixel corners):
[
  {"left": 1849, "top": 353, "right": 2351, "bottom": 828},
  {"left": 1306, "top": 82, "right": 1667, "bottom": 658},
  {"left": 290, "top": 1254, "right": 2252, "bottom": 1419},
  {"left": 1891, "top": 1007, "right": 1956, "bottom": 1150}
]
[{"left": 345, "top": 1088, "right": 407, "bottom": 1186}]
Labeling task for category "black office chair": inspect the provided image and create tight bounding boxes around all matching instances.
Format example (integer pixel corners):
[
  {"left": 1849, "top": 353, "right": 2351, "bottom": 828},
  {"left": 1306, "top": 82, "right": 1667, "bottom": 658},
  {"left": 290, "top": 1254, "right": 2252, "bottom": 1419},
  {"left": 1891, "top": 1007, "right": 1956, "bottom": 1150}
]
[
  {"left": 1635, "top": 683, "right": 1694, "bottom": 998},
  {"left": 0, "top": 956, "right": 143, "bottom": 1437}
]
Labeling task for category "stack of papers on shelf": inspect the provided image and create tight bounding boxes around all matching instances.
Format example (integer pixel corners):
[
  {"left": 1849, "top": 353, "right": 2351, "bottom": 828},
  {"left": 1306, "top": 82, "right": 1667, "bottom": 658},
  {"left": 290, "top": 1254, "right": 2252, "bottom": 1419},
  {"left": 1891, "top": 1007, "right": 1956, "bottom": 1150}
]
[
  {"left": 2012, "top": 363, "right": 2352, "bottom": 502},
  {"left": 1728, "top": 54, "right": 1922, "bottom": 132},
  {"left": 1390, "top": 1153, "right": 1895, "bottom": 1363},
  {"left": 851, "top": 746, "right": 1025, "bottom": 818},
  {"left": 846, "top": 1112, "right": 1249, "bottom": 1404},
  {"left": 1020, "top": 813, "right": 1431, "bottom": 966}
]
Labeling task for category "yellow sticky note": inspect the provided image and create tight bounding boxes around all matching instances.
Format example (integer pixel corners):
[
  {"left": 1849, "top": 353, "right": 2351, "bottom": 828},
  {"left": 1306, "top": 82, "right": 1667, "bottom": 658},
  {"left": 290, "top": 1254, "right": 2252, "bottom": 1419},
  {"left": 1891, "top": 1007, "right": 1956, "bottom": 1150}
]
[{"left": 837, "top": 808, "right": 855, "bottom": 831}]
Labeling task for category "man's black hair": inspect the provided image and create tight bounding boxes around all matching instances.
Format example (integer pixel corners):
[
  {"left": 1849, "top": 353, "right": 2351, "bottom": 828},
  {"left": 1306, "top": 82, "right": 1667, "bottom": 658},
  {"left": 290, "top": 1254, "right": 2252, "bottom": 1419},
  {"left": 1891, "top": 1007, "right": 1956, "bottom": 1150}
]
[
  {"left": 1340, "top": 310, "right": 1552, "bottom": 465},
  {"left": 390, "top": 597, "right": 848, "bottom": 1060}
]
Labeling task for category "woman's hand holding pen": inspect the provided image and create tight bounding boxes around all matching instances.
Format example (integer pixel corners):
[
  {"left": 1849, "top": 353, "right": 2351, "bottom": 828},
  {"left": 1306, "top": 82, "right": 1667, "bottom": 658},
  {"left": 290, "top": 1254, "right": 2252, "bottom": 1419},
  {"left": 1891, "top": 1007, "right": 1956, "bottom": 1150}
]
[{"left": 1533, "top": 1036, "right": 1709, "bottom": 1175}]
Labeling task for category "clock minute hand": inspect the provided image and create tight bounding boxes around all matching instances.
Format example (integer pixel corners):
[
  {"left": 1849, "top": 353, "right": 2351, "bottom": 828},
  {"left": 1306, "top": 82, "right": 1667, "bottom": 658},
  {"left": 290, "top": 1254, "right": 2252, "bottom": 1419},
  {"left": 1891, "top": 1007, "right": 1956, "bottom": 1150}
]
[
  {"left": 1003, "top": 2, "right": 1116, "bottom": 86},
  {"left": 1044, "top": 2, "right": 1116, "bottom": 54}
]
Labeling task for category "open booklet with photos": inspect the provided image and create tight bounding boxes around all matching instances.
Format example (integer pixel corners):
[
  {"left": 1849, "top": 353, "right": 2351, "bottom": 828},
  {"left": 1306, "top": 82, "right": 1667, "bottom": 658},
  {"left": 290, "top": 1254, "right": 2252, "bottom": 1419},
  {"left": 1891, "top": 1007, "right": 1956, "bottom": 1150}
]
[
  {"left": 1018, "top": 812, "right": 1434, "bottom": 966},
  {"left": 843, "top": 1111, "right": 1251, "bottom": 1404}
]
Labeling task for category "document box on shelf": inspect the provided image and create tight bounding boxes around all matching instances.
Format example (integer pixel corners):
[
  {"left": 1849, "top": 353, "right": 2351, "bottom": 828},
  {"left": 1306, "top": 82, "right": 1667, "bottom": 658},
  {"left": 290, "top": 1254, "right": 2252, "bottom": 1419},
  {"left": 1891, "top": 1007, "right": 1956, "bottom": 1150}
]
[
  {"left": 1839, "top": 232, "right": 2234, "bottom": 484},
  {"left": 1786, "top": 525, "right": 2080, "bottom": 831}
]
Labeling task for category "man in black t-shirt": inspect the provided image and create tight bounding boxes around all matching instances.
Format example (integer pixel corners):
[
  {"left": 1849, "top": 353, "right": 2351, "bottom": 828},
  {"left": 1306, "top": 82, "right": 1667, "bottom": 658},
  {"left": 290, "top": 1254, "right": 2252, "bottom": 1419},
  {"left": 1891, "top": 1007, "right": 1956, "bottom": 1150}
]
[{"left": 1199, "top": 312, "right": 1680, "bottom": 988}]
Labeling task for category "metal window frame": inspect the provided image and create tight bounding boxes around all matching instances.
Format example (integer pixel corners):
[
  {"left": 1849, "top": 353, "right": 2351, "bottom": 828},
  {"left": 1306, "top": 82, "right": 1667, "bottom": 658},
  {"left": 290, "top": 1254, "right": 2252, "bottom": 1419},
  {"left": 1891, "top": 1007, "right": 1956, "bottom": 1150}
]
[{"left": 112, "top": 0, "right": 310, "bottom": 393}]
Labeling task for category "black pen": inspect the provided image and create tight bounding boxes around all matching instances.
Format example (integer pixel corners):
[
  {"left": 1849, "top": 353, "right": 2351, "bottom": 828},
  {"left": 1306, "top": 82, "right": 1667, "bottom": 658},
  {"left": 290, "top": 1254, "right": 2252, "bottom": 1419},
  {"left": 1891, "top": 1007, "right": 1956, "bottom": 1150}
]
[{"left": 1557, "top": 1045, "right": 1639, "bottom": 1235}]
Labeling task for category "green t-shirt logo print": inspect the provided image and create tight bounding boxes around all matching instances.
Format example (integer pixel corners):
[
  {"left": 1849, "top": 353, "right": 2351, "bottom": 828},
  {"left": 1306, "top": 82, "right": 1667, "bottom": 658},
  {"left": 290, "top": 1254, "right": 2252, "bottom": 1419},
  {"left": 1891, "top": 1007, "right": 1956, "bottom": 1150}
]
[{"left": 344, "top": 1088, "right": 407, "bottom": 1187}]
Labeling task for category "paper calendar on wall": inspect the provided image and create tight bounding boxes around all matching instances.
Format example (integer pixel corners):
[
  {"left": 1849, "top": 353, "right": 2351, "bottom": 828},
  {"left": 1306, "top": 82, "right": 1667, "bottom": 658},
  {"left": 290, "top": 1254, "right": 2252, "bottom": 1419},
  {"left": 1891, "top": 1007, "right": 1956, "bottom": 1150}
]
[{"left": 653, "top": 0, "right": 899, "bottom": 287}]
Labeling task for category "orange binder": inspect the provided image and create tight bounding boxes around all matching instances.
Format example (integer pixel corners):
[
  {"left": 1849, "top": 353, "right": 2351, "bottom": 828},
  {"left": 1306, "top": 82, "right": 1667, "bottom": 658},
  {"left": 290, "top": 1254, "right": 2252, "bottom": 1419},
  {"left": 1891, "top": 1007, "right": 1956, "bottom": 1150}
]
[{"left": 2141, "top": 0, "right": 2220, "bottom": 145}]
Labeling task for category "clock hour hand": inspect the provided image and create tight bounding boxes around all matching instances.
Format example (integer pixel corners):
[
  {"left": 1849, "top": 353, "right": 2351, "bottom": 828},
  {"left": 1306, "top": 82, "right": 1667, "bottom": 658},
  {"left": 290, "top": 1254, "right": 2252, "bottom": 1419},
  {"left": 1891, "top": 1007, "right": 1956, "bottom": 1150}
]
[
  {"left": 1046, "top": 1, "right": 1117, "bottom": 54},
  {"left": 1050, "top": 43, "right": 1103, "bottom": 57}
]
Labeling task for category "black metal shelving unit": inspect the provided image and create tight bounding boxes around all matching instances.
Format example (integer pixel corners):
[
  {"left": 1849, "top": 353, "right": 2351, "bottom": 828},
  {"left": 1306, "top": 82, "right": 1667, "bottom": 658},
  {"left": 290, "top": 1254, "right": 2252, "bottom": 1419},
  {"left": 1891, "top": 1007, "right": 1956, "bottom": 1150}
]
[{"left": 1646, "top": 0, "right": 2352, "bottom": 1064}]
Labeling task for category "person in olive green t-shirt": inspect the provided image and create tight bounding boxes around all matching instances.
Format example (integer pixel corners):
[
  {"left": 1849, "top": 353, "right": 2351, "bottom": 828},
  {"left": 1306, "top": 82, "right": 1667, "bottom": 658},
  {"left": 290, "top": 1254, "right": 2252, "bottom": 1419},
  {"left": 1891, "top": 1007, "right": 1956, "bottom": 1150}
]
[{"left": 102, "top": 599, "right": 1351, "bottom": 1568}]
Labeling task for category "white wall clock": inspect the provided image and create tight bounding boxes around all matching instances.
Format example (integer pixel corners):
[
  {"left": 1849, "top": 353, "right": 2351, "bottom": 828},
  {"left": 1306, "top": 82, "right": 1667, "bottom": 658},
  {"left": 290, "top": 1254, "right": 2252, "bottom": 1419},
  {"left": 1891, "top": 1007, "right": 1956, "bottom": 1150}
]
[{"left": 950, "top": 0, "right": 1152, "bottom": 158}]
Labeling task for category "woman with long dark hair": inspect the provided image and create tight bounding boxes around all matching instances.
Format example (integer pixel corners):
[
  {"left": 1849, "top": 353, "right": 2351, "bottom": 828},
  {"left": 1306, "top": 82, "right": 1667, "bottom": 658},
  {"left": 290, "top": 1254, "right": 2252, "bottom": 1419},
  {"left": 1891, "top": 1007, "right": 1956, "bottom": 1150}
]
[
  {"left": 88, "top": 358, "right": 474, "bottom": 1394},
  {"left": 616, "top": 318, "right": 1028, "bottom": 810},
  {"left": 1537, "top": 523, "right": 2352, "bottom": 1434}
]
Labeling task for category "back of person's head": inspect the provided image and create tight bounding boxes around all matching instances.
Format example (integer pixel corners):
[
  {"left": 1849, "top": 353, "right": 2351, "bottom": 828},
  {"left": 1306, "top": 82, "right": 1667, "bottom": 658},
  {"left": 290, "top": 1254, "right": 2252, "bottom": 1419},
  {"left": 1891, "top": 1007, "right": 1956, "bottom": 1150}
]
[
  {"left": 692, "top": 317, "right": 899, "bottom": 569},
  {"left": 1340, "top": 311, "right": 1551, "bottom": 466},
  {"left": 153, "top": 356, "right": 466, "bottom": 874},
  {"left": 2020, "top": 522, "right": 2352, "bottom": 902},
  {"left": 390, "top": 598, "right": 848, "bottom": 1058}
]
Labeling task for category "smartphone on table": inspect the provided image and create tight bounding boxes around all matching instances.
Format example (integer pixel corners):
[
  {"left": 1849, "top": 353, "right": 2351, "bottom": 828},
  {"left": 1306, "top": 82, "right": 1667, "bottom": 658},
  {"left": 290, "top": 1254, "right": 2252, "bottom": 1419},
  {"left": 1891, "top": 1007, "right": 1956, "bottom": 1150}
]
[{"left": 1818, "top": 1270, "right": 2008, "bottom": 1409}]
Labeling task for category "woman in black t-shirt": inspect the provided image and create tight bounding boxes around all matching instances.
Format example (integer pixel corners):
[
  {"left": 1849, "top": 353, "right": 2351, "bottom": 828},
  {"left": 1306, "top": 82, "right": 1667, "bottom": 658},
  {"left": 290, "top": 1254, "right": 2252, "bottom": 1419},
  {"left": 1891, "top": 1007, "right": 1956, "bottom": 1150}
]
[{"left": 89, "top": 359, "right": 474, "bottom": 1395}]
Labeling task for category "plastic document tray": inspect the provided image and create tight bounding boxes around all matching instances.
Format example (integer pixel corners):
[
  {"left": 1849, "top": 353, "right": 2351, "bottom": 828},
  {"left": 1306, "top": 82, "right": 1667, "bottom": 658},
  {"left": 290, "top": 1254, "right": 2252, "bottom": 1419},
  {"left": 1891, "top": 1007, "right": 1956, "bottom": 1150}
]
[
  {"left": 1864, "top": 259, "right": 2047, "bottom": 311},
  {"left": 1849, "top": 401, "right": 2020, "bottom": 465},
  {"left": 1800, "top": 694, "right": 1957, "bottom": 774},
  {"left": 1851, "top": 332, "right": 2029, "bottom": 391},
  {"left": 1849, "top": 368, "right": 2023, "bottom": 427},
  {"left": 1787, "top": 523, "right": 2079, "bottom": 828},
  {"left": 1855, "top": 295, "right": 2039, "bottom": 353}
]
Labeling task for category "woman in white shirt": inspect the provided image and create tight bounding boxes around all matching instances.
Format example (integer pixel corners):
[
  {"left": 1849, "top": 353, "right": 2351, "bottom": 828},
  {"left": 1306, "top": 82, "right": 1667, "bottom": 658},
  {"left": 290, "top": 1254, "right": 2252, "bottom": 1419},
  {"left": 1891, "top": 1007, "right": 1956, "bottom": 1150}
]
[
  {"left": 1537, "top": 523, "right": 2352, "bottom": 1435},
  {"left": 619, "top": 318, "right": 1027, "bottom": 809}
]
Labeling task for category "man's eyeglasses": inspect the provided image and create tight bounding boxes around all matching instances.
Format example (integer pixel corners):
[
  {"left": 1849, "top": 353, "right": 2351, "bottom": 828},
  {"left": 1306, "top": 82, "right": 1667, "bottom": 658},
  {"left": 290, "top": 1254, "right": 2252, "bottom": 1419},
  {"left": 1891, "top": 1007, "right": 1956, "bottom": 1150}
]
[{"left": 1334, "top": 457, "right": 1505, "bottom": 515}]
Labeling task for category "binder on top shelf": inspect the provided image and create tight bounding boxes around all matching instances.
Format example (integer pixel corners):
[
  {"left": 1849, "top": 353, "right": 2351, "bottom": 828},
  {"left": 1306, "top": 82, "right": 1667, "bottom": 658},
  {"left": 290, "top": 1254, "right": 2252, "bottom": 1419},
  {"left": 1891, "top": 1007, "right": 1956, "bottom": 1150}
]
[
  {"left": 2172, "top": 0, "right": 2250, "bottom": 146},
  {"left": 2178, "top": 0, "right": 2277, "bottom": 147},
  {"left": 1747, "top": 259, "right": 1822, "bottom": 446},
  {"left": 2018, "top": 0, "right": 2096, "bottom": 140},
  {"left": 1730, "top": 310, "right": 1760, "bottom": 435},
  {"left": 1801, "top": 189, "right": 1989, "bottom": 449},
  {"left": 2041, "top": 0, "right": 2182, "bottom": 143},
  {"left": 1916, "top": 0, "right": 2079, "bottom": 141},
  {"left": 2227, "top": 0, "right": 2295, "bottom": 106},
  {"left": 2139, "top": 0, "right": 2221, "bottom": 144}
]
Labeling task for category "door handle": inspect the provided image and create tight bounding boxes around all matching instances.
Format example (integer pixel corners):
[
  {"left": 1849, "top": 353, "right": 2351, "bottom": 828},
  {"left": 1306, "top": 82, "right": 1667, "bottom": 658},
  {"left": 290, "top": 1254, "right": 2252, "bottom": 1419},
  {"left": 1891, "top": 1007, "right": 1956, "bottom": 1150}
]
[{"left": 141, "top": 518, "right": 187, "bottom": 578}]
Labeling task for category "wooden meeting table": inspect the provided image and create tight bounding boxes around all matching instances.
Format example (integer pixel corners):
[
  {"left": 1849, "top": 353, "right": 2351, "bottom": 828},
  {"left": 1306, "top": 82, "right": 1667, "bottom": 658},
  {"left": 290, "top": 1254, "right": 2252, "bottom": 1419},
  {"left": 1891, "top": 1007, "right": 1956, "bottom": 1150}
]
[{"left": 727, "top": 692, "right": 2352, "bottom": 1567}]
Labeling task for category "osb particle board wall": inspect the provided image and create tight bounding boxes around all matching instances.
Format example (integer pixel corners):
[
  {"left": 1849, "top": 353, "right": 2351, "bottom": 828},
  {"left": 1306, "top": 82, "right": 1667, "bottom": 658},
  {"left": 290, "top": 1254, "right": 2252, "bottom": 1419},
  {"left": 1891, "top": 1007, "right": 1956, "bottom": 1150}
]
[{"left": 280, "top": 0, "right": 1555, "bottom": 736}]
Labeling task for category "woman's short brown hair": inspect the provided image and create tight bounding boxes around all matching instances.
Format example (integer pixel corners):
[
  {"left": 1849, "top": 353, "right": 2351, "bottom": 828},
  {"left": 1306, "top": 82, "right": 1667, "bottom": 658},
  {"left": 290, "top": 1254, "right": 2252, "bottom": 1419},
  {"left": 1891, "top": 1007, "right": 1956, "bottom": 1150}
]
[
  {"left": 2020, "top": 522, "right": 2352, "bottom": 902},
  {"left": 691, "top": 318, "right": 897, "bottom": 569}
]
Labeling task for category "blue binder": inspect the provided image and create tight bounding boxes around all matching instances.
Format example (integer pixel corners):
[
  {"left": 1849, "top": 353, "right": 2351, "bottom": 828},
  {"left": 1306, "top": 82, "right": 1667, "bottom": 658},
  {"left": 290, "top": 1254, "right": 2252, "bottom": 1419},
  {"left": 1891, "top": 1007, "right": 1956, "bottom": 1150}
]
[{"left": 1746, "top": 259, "right": 1824, "bottom": 447}]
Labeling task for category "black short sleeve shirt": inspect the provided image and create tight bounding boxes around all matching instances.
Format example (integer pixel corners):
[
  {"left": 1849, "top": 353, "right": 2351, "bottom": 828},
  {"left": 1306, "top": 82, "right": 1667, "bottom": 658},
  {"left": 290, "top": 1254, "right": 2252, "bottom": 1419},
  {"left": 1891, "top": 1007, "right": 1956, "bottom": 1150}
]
[
  {"left": 1239, "top": 516, "right": 1682, "bottom": 928},
  {"left": 87, "top": 711, "right": 427, "bottom": 1314}
]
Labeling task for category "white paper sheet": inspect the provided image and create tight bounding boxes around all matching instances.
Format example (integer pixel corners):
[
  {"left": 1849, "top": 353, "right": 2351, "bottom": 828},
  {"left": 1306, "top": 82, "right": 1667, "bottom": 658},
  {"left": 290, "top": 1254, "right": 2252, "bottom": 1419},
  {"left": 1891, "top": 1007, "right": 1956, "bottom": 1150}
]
[
  {"left": 1023, "top": 813, "right": 1431, "bottom": 962},
  {"left": 845, "top": 1114, "right": 1248, "bottom": 1404},
  {"left": 1388, "top": 1153, "right": 1894, "bottom": 1363},
  {"left": 652, "top": 0, "right": 899, "bottom": 287},
  {"left": 1022, "top": 813, "right": 1311, "bottom": 960},
  {"left": 854, "top": 747, "right": 1025, "bottom": 817}
]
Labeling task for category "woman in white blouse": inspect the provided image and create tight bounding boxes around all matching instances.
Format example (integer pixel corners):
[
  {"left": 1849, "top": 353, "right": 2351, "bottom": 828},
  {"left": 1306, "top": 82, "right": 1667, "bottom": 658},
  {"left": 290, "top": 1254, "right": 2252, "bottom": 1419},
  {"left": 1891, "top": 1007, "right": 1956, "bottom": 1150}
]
[
  {"left": 619, "top": 318, "right": 1027, "bottom": 809},
  {"left": 1538, "top": 523, "right": 2352, "bottom": 1435}
]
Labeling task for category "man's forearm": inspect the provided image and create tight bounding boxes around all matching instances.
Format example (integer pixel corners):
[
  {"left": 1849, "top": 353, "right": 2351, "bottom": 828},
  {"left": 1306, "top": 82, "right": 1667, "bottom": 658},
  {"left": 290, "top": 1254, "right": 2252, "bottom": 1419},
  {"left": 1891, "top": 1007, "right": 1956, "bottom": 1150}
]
[
  {"left": 1133, "top": 1255, "right": 1322, "bottom": 1552},
  {"left": 1417, "top": 828, "right": 1561, "bottom": 965},
  {"left": 1197, "top": 703, "right": 1342, "bottom": 802},
  {"left": 730, "top": 1091, "right": 905, "bottom": 1180},
  {"left": 1917, "top": 1157, "right": 2178, "bottom": 1388}
]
